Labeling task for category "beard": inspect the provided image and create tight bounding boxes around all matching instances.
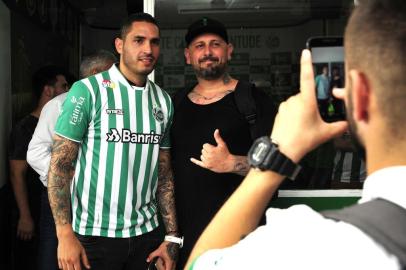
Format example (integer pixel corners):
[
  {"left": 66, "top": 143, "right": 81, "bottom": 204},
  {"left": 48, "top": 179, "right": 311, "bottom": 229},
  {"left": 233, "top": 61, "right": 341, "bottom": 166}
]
[
  {"left": 193, "top": 55, "right": 227, "bottom": 80},
  {"left": 346, "top": 86, "right": 367, "bottom": 161}
]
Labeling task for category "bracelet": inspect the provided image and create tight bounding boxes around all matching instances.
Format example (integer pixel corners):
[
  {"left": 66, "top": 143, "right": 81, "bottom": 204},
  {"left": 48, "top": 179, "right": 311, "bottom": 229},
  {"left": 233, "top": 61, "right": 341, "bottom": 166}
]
[{"left": 164, "top": 235, "right": 184, "bottom": 248}]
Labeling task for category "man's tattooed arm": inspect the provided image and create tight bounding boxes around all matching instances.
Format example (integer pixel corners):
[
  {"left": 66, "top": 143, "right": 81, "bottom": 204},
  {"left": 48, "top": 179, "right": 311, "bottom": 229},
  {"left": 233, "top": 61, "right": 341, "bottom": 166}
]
[
  {"left": 48, "top": 135, "right": 79, "bottom": 226},
  {"left": 157, "top": 149, "right": 179, "bottom": 261},
  {"left": 231, "top": 155, "right": 251, "bottom": 176}
]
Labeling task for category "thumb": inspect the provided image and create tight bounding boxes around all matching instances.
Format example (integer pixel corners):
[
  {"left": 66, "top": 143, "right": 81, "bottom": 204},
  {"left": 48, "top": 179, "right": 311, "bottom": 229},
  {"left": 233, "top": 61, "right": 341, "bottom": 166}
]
[
  {"left": 325, "top": 121, "right": 348, "bottom": 139},
  {"left": 213, "top": 129, "right": 225, "bottom": 147},
  {"left": 146, "top": 249, "right": 159, "bottom": 262},
  {"left": 81, "top": 248, "right": 91, "bottom": 269}
]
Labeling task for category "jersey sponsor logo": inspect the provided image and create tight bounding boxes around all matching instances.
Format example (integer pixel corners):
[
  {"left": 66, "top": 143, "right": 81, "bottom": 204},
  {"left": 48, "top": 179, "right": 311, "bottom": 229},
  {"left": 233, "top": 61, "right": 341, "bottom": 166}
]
[
  {"left": 106, "top": 128, "right": 162, "bottom": 144},
  {"left": 152, "top": 106, "right": 164, "bottom": 123},
  {"left": 106, "top": 109, "right": 124, "bottom": 115},
  {"left": 102, "top": 79, "right": 116, "bottom": 89},
  {"left": 69, "top": 96, "right": 86, "bottom": 126}
]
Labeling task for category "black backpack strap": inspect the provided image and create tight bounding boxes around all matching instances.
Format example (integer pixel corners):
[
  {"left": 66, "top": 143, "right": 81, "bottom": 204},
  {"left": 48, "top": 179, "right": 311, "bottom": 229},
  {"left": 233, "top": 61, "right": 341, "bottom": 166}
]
[
  {"left": 322, "top": 199, "right": 406, "bottom": 267},
  {"left": 233, "top": 80, "right": 258, "bottom": 139}
]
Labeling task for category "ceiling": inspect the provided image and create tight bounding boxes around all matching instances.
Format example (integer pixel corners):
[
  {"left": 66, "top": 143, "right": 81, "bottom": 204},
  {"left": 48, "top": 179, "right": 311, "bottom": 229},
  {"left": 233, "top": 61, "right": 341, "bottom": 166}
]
[{"left": 66, "top": 0, "right": 353, "bottom": 30}]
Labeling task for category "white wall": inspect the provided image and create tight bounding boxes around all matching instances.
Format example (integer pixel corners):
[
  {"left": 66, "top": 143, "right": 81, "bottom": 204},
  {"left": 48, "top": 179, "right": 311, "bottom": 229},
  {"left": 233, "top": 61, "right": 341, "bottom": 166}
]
[{"left": 0, "top": 1, "right": 11, "bottom": 188}]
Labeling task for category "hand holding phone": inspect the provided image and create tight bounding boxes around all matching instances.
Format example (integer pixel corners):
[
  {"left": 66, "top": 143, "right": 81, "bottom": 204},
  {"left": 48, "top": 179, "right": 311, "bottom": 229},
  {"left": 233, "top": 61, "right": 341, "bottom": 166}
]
[{"left": 306, "top": 37, "right": 346, "bottom": 123}]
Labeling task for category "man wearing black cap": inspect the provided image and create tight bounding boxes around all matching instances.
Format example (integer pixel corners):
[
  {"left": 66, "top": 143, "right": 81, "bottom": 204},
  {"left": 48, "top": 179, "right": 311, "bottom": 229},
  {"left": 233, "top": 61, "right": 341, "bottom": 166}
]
[{"left": 170, "top": 17, "right": 277, "bottom": 268}]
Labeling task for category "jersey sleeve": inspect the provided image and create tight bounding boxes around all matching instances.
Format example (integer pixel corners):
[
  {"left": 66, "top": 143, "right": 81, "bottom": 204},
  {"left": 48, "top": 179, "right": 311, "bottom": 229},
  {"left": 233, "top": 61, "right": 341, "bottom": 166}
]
[
  {"left": 160, "top": 95, "right": 174, "bottom": 149},
  {"left": 54, "top": 81, "right": 93, "bottom": 142}
]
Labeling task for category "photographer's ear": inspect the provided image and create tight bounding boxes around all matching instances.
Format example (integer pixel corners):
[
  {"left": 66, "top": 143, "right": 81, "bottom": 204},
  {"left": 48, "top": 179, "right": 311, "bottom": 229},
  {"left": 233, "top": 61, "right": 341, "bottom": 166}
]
[{"left": 349, "top": 70, "right": 371, "bottom": 122}]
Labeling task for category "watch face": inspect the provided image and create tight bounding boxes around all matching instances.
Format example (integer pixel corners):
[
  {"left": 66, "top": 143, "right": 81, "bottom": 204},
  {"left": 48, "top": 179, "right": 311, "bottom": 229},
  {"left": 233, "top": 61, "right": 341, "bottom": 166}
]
[
  {"left": 249, "top": 137, "right": 271, "bottom": 166},
  {"left": 248, "top": 136, "right": 301, "bottom": 179}
]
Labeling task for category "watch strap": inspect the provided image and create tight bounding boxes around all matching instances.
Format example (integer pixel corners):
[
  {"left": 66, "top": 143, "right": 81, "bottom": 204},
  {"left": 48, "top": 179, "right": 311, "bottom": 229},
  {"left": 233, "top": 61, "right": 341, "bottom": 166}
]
[
  {"left": 249, "top": 136, "right": 301, "bottom": 180},
  {"left": 266, "top": 145, "right": 301, "bottom": 180},
  {"left": 164, "top": 235, "right": 184, "bottom": 248}
]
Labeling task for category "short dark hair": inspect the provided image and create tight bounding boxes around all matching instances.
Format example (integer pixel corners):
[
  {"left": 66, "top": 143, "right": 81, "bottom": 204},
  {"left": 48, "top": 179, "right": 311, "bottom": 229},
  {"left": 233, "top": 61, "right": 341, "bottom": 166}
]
[
  {"left": 32, "top": 65, "right": 65, "bottom": 100},
  {"left": 345, "top": 0, "right": 406, "bottom": 138},
  {"left": 80, "top": 50, "right": 117, "bottom": 78},
  {"left": 119, "top": 12, "right": 159, "bottom": 40}
]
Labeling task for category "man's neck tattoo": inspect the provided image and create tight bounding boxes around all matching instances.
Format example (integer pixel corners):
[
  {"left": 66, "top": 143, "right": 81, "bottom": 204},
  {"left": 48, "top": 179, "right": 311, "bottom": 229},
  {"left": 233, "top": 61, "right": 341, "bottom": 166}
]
[
  {"left": 223, "top": 73, "right": 231, "bottom": 85},
  {"left": 191, "top": 90, "right": 233, "bottom": 101}
]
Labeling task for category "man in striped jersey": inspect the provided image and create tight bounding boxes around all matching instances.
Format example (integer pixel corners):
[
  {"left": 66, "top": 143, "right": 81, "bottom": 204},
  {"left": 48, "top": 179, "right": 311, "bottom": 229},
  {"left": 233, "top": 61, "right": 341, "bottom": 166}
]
[
  {"left": 48, "top": 13, "right": 179, "bottom": 270},
  {"left": 27, "top": 50, "right": 117, "bottom": 270}
]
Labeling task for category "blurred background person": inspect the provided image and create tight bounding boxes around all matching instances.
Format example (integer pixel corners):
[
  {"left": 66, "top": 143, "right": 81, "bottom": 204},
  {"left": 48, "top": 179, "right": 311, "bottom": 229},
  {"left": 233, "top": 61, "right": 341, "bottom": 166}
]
[{"left": 8, "top": 65, "right": 68, "bottom": 270}]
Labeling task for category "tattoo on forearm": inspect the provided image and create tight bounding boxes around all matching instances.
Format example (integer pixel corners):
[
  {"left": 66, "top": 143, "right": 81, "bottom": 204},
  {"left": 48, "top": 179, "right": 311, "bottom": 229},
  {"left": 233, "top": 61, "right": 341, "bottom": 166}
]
[
  {"left": 157, "top": 150, "right": 178, "bottom": 236},
  {"left": 233, "top": 156, "right": 250, "bottom": 176},
  {"left": 48, "top": 136, "right": 79, "bottom": 226},
  {"left": 166, "top": 242, "right": 179, "bottom": 262}
]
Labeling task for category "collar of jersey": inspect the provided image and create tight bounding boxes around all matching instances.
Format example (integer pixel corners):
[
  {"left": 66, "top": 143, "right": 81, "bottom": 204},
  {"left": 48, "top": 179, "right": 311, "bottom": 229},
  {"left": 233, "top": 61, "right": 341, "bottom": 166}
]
[{"left": 109, "top": 64, "right": 148, "bottom": 91}]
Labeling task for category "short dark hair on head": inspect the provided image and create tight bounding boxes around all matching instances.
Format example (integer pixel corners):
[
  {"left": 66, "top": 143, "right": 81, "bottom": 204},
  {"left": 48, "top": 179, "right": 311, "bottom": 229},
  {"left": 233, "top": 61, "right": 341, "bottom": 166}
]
[
  {"left": 345, "top": 0, "right": 406, "bottom": 138},
  {"left": 80, "top": 50, "right": 117, "bottom": 78},
  {"left": 119, "top": 12, "right": 159, "bottom": 40},
  {"left": 32, "top": 65, "right": 65, "bottom": 100}
]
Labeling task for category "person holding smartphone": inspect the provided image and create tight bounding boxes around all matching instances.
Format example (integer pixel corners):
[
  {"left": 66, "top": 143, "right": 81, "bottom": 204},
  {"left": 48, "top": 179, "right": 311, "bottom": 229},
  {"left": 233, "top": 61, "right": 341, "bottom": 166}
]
[{"left": 186, "top": 0, "right": 406, "bottom": 269}]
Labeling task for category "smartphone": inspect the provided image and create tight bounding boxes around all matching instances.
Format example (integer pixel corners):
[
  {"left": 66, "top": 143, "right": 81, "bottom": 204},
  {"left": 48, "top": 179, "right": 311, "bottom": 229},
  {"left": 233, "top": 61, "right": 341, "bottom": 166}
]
[{"left": 306, "top": 37, "right": 346, "bottom": 122}]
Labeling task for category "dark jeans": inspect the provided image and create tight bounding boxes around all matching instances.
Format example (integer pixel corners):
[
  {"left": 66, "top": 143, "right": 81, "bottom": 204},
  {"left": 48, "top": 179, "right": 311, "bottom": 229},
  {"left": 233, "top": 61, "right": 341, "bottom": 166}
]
[
  {"left": 38, "top": 189, "right": 58, "bottom": 270},
  {"left": 10, "top": 185, "right": 42, "bottom": 270},
  {"left": 76, "top": 228, "right": 162, "bottom": 270}
]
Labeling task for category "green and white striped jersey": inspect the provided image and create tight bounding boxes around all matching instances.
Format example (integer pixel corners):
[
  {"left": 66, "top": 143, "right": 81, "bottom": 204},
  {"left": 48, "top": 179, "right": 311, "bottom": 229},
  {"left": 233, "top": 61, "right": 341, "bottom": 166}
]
[{"left": 54, "top": 64, "right": 173, "bottom": 238}]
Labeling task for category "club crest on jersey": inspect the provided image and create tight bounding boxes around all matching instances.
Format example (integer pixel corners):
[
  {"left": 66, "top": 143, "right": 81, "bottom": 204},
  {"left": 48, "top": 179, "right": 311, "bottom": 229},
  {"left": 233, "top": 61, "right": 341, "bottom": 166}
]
[
  {"left": 102, "top": 79, "right": 116, "bottom": 89},
  {"left": 152, "top": 106, "right": 164, "bottom": 123}
]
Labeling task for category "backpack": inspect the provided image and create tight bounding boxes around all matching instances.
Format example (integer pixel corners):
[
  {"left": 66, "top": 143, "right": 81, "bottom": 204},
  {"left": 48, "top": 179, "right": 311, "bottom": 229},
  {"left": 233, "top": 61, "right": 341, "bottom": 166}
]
[
  {"left": 173, "top": 81, "right": 260, "bottom": 140},
  {"left": 322, "top": 198, "right": 406, "bottom": 269}
]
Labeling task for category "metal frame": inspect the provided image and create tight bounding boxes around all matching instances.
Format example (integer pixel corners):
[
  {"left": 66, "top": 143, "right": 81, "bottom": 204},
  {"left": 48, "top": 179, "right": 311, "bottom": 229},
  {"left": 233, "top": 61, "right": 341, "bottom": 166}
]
[{"left": 144, "top": 0, "right": 155, "bottom": 82}]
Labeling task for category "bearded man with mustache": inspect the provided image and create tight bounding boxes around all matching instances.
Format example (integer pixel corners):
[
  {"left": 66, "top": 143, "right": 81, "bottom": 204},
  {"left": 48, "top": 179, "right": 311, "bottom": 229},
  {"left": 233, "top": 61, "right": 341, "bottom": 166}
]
[{"left": 170, "top": 17, "right": 278, "bottom": 269}]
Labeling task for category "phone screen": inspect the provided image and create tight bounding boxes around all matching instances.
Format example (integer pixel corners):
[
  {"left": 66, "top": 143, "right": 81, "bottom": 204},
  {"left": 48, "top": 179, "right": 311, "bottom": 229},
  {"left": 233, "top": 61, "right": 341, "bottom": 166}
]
[{"left": 308, "top": 38, "right": 346, "bottom": 122}]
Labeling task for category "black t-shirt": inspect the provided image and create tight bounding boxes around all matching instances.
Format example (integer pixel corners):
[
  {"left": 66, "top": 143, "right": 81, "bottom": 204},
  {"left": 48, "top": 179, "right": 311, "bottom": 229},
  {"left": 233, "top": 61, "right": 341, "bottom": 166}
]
[
  {"left": 171, "top": 86, "right": 277, "bottom": 267},
  {"left": 8, "top": 114, "right": 43, "bottom": 223}
]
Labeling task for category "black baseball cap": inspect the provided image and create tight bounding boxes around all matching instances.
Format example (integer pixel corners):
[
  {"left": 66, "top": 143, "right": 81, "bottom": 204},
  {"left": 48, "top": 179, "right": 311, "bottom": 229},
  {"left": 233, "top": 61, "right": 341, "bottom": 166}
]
[{"left": 185, "top": 17, "right": 229, "bottom": 46}]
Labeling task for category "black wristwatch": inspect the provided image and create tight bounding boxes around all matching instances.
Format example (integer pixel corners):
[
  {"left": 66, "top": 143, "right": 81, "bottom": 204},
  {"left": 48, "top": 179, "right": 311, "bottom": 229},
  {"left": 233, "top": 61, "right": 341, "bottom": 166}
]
[{"left": 248, "top": 136, "right": 301, "bottom": 180}]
